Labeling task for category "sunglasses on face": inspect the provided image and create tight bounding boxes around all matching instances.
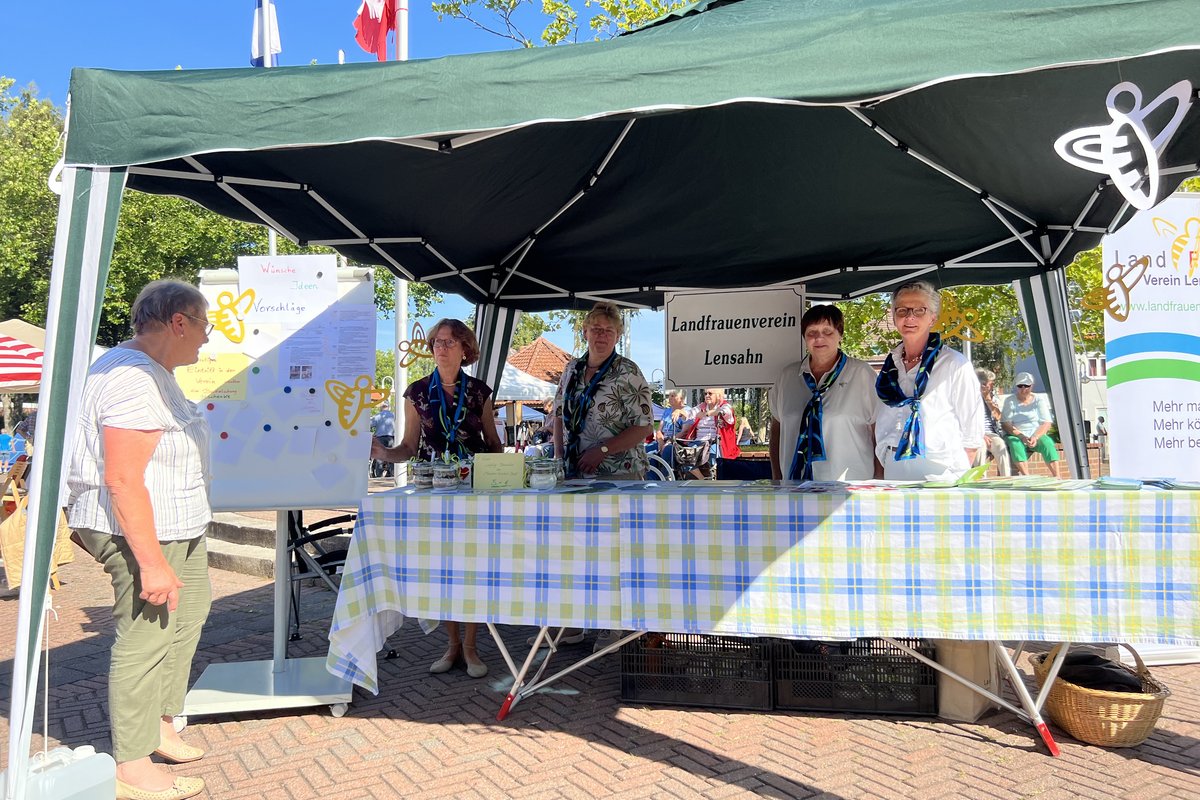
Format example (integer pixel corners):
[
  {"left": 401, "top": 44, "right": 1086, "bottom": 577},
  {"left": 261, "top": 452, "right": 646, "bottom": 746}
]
[{"left": 1017, "top": 384, "right": 1032, "bottom": 388}]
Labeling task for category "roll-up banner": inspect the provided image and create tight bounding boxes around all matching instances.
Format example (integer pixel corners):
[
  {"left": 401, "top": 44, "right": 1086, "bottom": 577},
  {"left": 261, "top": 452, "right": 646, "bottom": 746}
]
[
  {"left": 1101, "top": 193, "right": 1200, "bottom": 480},
  {"left": 663, "top": 287, "right": 804, "bottom": 389}
]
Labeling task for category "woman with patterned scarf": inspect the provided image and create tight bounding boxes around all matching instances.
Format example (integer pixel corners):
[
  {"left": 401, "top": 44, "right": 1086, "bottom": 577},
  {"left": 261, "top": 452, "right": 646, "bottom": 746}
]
[
  {"left": 371, "top": 318, "right": 504, "bottom": 678},
  {"left": 535, "top": 302, "right": 652, "bottom": 653},
  {"left": 769, "top": 305, "right": 879, "bottom": 481},
  {"left": 873, "top": 281, "right": 984, "bottom": 480},
  {"left": 552, "top": 301, "right": 653, "bottom": 481}
]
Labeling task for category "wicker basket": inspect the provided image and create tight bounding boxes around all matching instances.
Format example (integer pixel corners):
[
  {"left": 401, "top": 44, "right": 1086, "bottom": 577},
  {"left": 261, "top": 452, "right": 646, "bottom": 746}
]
[{"left": 1030, "top": 644, "right": 1170, "bottom": 747}]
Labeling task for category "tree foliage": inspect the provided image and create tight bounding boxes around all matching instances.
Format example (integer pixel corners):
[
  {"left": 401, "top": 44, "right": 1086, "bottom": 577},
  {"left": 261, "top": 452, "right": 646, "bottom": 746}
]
[
  {"left": 1, "top": 78, "right": 435, "bottom": 347},
  {"left": 432, "top": 0, "right": 683, "bottom": 47}
]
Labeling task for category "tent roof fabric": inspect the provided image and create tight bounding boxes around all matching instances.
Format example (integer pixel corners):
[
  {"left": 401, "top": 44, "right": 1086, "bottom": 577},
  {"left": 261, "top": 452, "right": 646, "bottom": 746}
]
[{"left": 60, "top": 0, "right": 1200, "bottom": 311}]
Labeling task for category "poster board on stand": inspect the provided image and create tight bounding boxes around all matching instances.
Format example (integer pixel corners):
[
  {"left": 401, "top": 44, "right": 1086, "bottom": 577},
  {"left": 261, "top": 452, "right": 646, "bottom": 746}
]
[{"left": 178, "top": 256, "right": 377, "bottom": 511}]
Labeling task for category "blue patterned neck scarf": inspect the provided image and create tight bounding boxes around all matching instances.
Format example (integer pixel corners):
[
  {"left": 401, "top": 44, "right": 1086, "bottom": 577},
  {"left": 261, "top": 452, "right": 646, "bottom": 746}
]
[
  {"left": 562, "top": 351, "right": 617, "bottom": 477},
  {"left": 428, "top": 367, "right": 469, "bottom": 460},
  {"left": 874, "top": 333, "right": 942, "bottom": 461},
  {"left": 790, "top": 350, "right": 848, "bottom": 481}
]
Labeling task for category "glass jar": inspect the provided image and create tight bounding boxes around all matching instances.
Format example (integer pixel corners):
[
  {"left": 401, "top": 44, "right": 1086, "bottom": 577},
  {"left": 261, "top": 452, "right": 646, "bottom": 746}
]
[
  {"left": 548, "top": 458, "right": 565, "bottom": 485},
  {"left": 411, "top": 461, "right": 434, "bottom": 490},
  {"left": 529, "top": 461, "right": 557, "bottom": 491},
  {"left": 432, "top": 462, "right": 459, "bottom": 491}
]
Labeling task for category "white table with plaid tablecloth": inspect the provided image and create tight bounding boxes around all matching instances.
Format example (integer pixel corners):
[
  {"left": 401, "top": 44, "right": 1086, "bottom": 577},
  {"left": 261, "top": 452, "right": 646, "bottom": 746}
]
[{"left": 326, "top": 483, "right": 1200, "bottom": 749}]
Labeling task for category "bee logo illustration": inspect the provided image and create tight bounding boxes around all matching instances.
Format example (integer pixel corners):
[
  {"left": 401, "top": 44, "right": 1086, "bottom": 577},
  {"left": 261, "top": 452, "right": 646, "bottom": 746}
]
[
  {"left": 1082, "top": 256, "right": 1150, "bottom": 322},
  {"left": 325, "top": 374, "right": 386, "bottom": 430},
  {"left": 1054, "top": 80, "right": 1192, "bottom": 211},
  {"left": 933, "top": 292, "right": 983, "bottom": 343},
  {"left": 209, "top": 288, "right": 256, "bottom": 343},
  {"left": 397, "top": 321, "right": 434, "bottom": 368}
]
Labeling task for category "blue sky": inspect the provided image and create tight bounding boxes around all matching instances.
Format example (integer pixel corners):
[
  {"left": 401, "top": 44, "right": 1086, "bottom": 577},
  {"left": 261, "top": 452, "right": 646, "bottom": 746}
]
[{"left": 5, "top": 0, "right": 666, "bottom": 376}]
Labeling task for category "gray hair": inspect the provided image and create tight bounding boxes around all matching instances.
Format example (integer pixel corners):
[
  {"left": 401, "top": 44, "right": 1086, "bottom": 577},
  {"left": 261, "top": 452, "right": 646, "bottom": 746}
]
[
  {"left": 582, "top": 301, "right": 624, "bottom": 337},
  {"left": 131, "top": 279, "right": 207, "bottom": 335},
  {"left": 666, "top": 389, "right": 686, "bottom": 402},
  {"left": 975, "top": 367, "right": 995, "bottom": 383},
  {"left": 891, "top": 279, "right": 942, "bottom": 317}
]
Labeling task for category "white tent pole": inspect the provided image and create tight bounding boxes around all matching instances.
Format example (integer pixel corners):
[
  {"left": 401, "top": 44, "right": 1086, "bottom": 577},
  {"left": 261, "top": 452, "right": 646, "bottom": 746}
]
[{"left": 393, "top": 0, "right": 410, "bottom": 477}]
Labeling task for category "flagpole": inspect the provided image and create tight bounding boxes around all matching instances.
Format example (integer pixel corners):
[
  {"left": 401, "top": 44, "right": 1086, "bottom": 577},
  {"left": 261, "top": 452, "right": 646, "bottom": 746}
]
[
  {"left": 393, "top": 0, "right": 409, "bottom": 482},
  {"left": 259, "top": 0, "right": 278, "bottom": 257}
]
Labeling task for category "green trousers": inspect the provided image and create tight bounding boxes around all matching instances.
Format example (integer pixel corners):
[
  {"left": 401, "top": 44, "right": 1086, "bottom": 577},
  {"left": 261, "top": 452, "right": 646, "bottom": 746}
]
[
  {"left": 1004, "top": 433, "right": 1059, "bottom": 465},
  {"left": 76, "top": 529, "right": 211, "bottom": 762}
]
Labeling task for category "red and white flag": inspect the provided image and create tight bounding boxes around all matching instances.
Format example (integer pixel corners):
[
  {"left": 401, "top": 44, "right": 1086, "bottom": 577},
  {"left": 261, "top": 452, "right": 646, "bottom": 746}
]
[
  {"left": 0, "top": 334, "right": 43, "bottom": 390},
  {"left": 354, "top": 0, "right": 396, "bottom": 61}
]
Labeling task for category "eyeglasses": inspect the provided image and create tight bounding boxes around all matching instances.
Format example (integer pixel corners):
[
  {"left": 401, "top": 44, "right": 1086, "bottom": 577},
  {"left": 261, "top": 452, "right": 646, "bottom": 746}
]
[
  {"left": 182, "top": 313, "right": 214, "bottom": 335},
  {"left": 430, "top": 338, "right": 460, "bottom": 349},
  {"left": 588, "top": 327, "right": 618, "bottom": 337},
  {"left": 1016, "top": 384, "right": 1032, "bottom": 389},
  {"left": 893, "top": 307, "right": 929, "bottom": 319}
]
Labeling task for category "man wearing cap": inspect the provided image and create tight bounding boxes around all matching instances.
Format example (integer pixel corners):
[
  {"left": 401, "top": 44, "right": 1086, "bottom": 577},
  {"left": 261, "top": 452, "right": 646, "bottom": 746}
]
[{"left": 1000, "top": 373, "right": 1061, "bottom": 478}]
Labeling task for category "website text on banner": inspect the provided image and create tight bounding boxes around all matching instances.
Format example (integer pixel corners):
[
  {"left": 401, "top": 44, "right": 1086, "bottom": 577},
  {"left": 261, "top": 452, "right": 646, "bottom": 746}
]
[{"left": 1101, "top": 192, "right": 1200, "bottom": 481}]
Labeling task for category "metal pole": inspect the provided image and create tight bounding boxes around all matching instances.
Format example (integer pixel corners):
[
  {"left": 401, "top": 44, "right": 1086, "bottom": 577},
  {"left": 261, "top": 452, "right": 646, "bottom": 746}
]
[{"left": 393, "top": 0, "right": 410, "bottom": 484}]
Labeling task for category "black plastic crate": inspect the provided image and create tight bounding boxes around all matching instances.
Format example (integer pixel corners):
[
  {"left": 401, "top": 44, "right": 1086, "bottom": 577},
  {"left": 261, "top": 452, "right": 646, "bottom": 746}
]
[
  {"left": 773, "top": 637, "right": 938, "bottom": 716},
  {"left": 620, "top": 633, "right": 773, "bottom": 711}
]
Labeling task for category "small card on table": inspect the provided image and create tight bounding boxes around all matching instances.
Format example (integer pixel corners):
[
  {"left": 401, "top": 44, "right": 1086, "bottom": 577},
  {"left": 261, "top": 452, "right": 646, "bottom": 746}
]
[{"left": 472, "top": 453, "right": 527, "bottom": 491}]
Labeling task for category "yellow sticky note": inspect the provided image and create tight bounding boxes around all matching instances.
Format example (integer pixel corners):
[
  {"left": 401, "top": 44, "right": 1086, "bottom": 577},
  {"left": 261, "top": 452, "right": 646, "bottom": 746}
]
[
  {"left": 176, "top": 353, "right": 251, "bottom": 402},
  {"left": 472, "top": 453, "right": 528, "bottom": 491}
]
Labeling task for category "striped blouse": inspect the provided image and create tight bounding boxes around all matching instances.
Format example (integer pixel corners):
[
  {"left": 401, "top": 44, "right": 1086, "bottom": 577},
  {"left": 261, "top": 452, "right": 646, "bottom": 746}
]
[{"left": 67, "top": 347, "right": 211, "bottom": 541}]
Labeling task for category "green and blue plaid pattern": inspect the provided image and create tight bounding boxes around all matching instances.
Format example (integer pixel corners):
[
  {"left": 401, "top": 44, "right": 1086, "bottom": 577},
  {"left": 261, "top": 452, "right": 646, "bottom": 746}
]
[
  {"left": 327, "top": 486, "right": 1200, "bottom": 692},
  {"left": 327, "top": 490, "right": 621, "bottom": 693}
]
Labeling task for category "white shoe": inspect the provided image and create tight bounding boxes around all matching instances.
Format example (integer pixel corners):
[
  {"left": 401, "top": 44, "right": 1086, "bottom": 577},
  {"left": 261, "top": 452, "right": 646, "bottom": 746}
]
[
  {"left": 593, "top": 629, "right": 623, "bottom": 654},
  {"left": 526, "top": 628, "right": 585, "bottom": 647}
]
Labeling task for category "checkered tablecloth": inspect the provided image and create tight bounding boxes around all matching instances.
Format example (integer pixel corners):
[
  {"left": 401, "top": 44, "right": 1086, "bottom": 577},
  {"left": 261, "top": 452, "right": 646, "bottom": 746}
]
[{"left": 326, "top": 484, "right": 1200, "bottom": 692}]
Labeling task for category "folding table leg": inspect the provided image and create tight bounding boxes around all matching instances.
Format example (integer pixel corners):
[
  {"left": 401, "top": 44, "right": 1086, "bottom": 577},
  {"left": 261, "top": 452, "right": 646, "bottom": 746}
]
[
  {"left": 994, "top": 644, "right": 1062, "bottom": 756},
  {"left": 496, "top": 626, "right": 558, "bottom": 721}
]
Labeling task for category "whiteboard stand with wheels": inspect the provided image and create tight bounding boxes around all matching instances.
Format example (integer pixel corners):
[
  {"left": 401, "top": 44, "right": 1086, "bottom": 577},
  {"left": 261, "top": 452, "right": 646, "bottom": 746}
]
[{"left": 179, "top": 258, "right": 376, "bottom": 718}]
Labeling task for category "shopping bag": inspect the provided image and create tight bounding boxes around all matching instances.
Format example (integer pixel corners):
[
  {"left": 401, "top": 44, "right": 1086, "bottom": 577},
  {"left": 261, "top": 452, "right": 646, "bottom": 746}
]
[{"left": 0, "top": 493, "right": 29, "bottom": 588}]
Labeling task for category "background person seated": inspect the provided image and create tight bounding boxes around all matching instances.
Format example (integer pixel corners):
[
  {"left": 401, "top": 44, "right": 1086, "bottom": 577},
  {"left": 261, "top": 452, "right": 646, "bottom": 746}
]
[
  {"left": 974, "top": 367, "right": 1011, "bottom": 476},
  {"left": 1000, "top": 372, "right": 1061, "bottom": 478}
]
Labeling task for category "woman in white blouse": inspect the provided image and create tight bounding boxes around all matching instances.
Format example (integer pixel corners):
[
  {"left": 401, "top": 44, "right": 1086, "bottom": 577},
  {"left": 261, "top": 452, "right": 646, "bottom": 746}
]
[
  {"left": 68, "top": 280, "right": 213, "bottom": 800},
  {"left": 874, "top": 280, "right": 983, "bottom": 480},
  {"left": 769, "top": 305, "right": 878, "bottom": 481}
]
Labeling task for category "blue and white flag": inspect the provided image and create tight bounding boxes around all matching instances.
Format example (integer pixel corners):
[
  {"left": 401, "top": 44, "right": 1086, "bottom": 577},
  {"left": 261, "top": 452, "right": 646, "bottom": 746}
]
[{"left": 251, "top": 0, "right": 281, "bottom": 67}]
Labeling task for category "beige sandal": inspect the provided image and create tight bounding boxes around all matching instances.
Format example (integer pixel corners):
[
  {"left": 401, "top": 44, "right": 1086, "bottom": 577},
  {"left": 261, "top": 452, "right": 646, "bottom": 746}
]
[
  {"left": 152, "top": 739, "right": 205, "bottom": 764},
  {"left": 115, "top": 775, "right": 205, "bottom": 800}
]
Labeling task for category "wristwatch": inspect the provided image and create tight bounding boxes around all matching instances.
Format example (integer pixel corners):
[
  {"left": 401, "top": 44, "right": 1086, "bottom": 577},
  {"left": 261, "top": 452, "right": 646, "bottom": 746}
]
[{"left": 599, "top": 444, "right": 610, "bottom": 454}]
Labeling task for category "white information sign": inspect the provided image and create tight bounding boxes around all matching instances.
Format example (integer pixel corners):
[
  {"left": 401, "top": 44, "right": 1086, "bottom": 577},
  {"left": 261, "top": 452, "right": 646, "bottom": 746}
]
[
  {"left": 176, "top": 258, "right": 377, "bottom": 510},
  {"left": 664, "top": 287, "right": 804, "bottom": 388},
  {"left": 1101, "top": 193, "right": 1200, "bottom": 480},
  {"left": 238, "top": 254, "right": 338, "bottom": 326}
]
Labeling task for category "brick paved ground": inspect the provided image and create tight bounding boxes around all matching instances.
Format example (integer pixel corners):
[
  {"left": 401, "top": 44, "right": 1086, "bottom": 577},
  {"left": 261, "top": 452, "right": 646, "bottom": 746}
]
[{"left": 3, "top": 555, "right": 1199, "bottom": 799}]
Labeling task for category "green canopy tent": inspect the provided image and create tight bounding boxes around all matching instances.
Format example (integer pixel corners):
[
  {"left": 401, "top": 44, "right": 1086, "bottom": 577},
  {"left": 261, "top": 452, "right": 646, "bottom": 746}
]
[{"left": 9, "top": 0, "right": 1200, "bottom": 792}]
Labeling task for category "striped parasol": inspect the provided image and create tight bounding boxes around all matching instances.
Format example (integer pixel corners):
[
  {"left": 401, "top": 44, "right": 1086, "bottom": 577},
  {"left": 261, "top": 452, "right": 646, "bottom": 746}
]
[{"left": 0, "top": 333, "right": 44, "bottom": 392}]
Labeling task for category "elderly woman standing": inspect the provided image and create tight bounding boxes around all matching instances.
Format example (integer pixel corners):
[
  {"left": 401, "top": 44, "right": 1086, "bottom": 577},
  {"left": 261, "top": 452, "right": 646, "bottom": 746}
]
[
  {"left": 553, "top": 301, "right": 653, "bottom": 481},
  {"left": 769, "top": 305, "right": 879, "bottom": 481},
  {"left": 1001, "top": 372, "right": 1062, "bottom": 477},
  {"left": 371, "top": 318, "right": 504, "bottom": 677},
  {"left": 874, "top": 281, "right": 983, "bottom": 480},
  {"left": 541, "top": 302, "right": 652, "bottom": 652},
  {"left": 68, "top": 279, "right": 212, "bottom": 800}
]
